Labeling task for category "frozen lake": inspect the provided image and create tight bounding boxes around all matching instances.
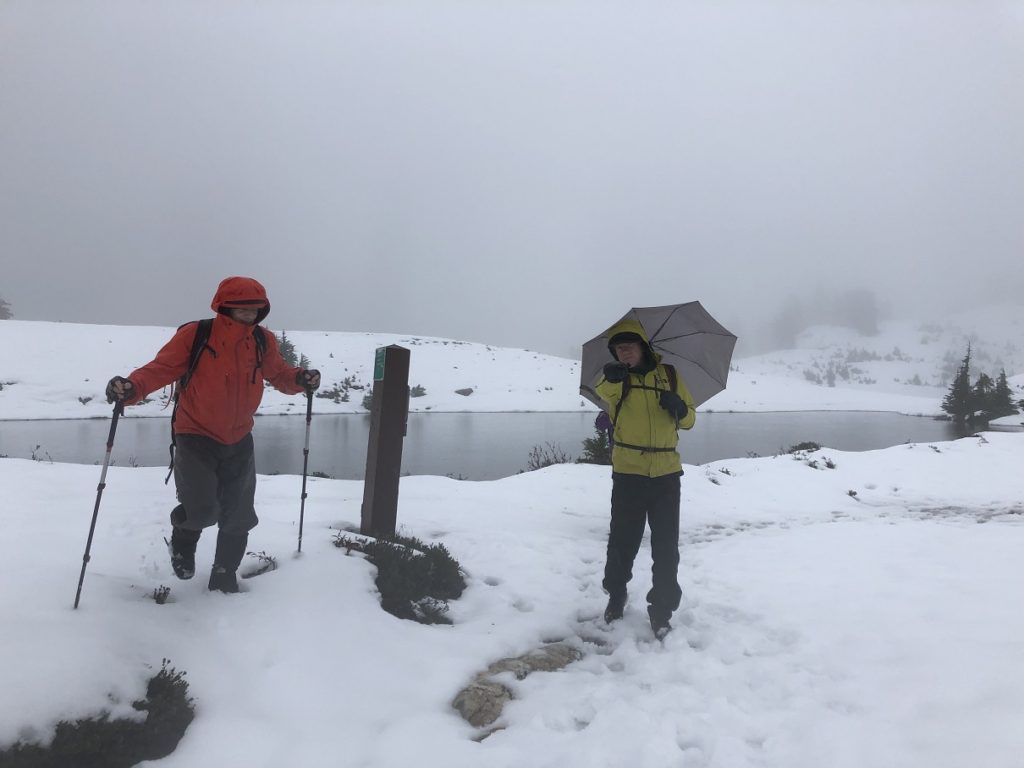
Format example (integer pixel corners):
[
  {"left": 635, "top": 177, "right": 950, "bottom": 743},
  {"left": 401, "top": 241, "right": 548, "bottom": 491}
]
[{"left": 0, "top": 411, "right": 964, "bottom": 480}]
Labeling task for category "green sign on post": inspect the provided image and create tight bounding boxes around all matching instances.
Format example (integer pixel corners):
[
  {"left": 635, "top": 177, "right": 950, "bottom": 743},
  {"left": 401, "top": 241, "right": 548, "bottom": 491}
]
[{"left": 373, "top": 347, "right": 387, "bottom": 381}]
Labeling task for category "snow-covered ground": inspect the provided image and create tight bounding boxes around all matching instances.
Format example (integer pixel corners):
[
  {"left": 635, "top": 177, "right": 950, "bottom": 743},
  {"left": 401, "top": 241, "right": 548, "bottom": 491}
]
[
  {"left": 2, "top": 304, "right": 1024, "bottom": 421},
  {"left": 3, "top": 311, "right": 1024, "bottom": 766},
  {"left": 3, "top": 432, "right": 1024, "bottom": 767}
]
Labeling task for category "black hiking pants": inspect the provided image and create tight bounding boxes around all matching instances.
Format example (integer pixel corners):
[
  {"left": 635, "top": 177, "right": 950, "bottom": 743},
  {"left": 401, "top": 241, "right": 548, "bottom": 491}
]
[
  {"left": 172, "top": 433, "right": 259, "bottom": 535},
  {"left": 602, "top": 471, "right": 682, "bottom": 618}
]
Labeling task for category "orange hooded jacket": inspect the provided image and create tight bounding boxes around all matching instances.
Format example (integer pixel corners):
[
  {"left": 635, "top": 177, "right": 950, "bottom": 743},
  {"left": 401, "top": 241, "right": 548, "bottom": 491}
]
[{"left": 125, "top": 276, "right": 305, "bottom": 445}]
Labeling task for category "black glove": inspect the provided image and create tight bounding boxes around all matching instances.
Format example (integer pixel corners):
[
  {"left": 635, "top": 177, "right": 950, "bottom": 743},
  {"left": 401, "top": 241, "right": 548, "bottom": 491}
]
[
  {"left": 603, "top": 362, "right": 629, "bottom": 383},
  {"left": 297, "top": 369, "right": 321, "bottom": 392},
  {"left": 659, "top": 390, "right": 688, "bottom": 420},
  {"left": 105, "top": 376, "right": 135, "bottom": 404}
]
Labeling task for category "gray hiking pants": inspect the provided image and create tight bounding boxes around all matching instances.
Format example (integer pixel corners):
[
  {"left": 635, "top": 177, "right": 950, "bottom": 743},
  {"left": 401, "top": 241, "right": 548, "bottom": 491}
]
[{"left": 172, "top": 433, "right": 259, "bottom": 535}]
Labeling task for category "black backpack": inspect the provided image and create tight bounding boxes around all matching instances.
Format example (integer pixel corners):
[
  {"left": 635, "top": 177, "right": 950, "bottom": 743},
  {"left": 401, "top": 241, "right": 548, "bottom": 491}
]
[{"left": 164, "top": 319, "right": 267, "bottom": 482}]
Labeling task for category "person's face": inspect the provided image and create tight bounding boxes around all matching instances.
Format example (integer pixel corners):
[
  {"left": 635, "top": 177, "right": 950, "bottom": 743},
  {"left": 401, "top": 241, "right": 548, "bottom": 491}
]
[
  {"left": 228, "top": 307, "right": 260, "bottom": 325},
  {"left": 614, "top": 342, "right": 643, "bottom": 367}
]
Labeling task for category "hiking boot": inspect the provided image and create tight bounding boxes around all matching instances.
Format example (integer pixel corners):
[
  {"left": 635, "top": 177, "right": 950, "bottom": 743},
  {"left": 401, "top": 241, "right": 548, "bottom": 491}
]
[
  {"left": 208, "top": 566, "right": 239, "bottom": 594},
  {"left": 168, "top": 527, "right": 200, "bottom": 580},
  {"left": 208, "top": 530, "right": 247, "bottom": 593},
  {"left": 214, "top": 530, "right": 249, "bottom": 573},
  {"left": 604, "top": 592, "right": 627, "bottom": 624},
  {"left": 648, "top": 607, "right": 672, "bottom": 640}
]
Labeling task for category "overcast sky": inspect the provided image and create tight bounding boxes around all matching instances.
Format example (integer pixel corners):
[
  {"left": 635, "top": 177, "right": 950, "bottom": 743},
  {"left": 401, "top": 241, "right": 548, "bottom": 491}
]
[{"left": 2, "top": 0, "right": 1022, "bottom": 357}]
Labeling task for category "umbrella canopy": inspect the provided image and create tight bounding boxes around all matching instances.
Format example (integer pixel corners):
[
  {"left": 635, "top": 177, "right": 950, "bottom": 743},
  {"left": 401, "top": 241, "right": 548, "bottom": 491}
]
[{"left": 580, "top": 302, "right": 737, "bottom": 409}]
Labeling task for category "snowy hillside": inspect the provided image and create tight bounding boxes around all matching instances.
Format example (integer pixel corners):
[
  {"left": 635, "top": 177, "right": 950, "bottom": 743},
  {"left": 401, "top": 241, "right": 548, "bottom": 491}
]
[
  {"left": 0, "top": 320, "right": 587, "bottom": 420},
  {"left": 1, "top": 305, "right": 1023, "bottom": 420},
  {"left": 711, "top": 304, "right": 1024, "bottom": 418}
]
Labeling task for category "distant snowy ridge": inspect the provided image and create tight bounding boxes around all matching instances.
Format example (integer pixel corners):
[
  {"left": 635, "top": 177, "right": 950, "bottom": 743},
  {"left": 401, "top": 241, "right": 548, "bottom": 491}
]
[
  {"left": 1, "top": 306, "right": 1023, "bottom": 421},
  {"left": 716, "top": 304, "right": 1024, "bottom": 419},
  {"left": 0, "top": 320, "right": 587, "bottom": 420}
]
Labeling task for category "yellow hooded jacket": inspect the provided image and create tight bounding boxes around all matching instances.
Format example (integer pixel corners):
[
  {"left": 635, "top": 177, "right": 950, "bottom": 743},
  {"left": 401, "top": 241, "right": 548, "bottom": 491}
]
[{"left": 595, "top": 319, "right": 696, "bottom": 477}]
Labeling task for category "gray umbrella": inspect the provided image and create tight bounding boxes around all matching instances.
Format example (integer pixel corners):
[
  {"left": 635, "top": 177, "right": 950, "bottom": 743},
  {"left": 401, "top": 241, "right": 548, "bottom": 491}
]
[{"left": 580, "top": 302, "right": 737, "bottom": 409}]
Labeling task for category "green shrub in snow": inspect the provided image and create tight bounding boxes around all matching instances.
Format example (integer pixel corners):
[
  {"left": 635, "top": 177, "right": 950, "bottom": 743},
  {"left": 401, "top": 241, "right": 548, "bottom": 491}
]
[
  {"left": 786, "top": 441, "right": 821, "bottom": 454},
  {"left": 333, "top": 532, "right": 466, "bottom": 625},
  {"left": 0, "top": 660, "right": 194, "bottom": 768}
]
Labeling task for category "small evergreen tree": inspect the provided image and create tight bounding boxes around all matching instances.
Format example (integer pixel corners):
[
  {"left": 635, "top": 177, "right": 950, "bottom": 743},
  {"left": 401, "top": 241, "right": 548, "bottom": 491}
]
[
  {"left": 275, "top": 331, "right": 298, "bottom": 366},
  {"left": 0, "top": 296, "right": 12, "bottom": 320},
  {"left": 941, "top": 344, "right": 973, "bottom": 424},
  {"left": 972, "top": 372, "right": 994, "bottom": 420},
  {"left": 298, "top": 353, "right": 311, "bottom": 370},
  {"left": 989, "top": 369, "right": 1019, "bottom": 419},
  {"left": 577, "top": 425, "right": 612, "bottom": 465}
]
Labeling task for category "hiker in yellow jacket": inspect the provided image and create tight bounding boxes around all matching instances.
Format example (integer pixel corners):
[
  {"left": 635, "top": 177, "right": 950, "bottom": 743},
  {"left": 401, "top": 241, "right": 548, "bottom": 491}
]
[{"left": 595, "top": 319, "right": 696, "bottom": 638}]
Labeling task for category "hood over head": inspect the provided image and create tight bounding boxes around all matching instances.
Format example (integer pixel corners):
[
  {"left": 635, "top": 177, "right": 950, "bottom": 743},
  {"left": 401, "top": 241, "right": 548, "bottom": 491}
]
[
  {"left": 212, "top": 276, "right": 270, "bottom": 324},
  {"left": 606, "top": 318, "right": 658, "bottom": 370}
]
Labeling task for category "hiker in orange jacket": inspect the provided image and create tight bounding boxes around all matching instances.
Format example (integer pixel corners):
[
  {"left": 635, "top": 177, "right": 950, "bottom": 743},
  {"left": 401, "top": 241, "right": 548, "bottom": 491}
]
[{"left": 105, "top": 276, "right": 320, "bottom": 593}]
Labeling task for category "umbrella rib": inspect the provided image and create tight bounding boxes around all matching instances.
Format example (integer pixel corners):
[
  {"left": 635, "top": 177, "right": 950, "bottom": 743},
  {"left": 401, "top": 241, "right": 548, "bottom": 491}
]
[
  {"left": 656, "top": 330, "right": 735, "bottom": 343},
  {"left": 647, "top": 304, "right": 684, "bottom": 343}
]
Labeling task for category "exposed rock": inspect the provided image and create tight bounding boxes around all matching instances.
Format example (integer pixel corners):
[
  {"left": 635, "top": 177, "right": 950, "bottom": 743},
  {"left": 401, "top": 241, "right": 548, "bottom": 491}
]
[
  {"left": 451, "top": 679, "right": 514, "bottom": 728},
  {"left": 454, "top": 387, "right": 474, "bottom": 396},
  {"left": 451, "top": 642, "right": 583, "bottom": 728}
]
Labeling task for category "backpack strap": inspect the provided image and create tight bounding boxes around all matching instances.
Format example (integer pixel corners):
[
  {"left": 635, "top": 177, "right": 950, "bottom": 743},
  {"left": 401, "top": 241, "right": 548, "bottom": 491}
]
[
  {"left": 251, "top": 326, "right": 267, "bottom": 384},
  {"left": 662, "top": 363, "right": 681, "bottom": 426},
  {"left": 610, "top": 373, "right": 631, "bottom": 435},
  {"left": 181, "top": 319, "right": 214, "bottom": 392},
  {"left": 608, "top": 363, "right": 682, "bottom": 455},
  {"left": 664, "top": 363, "right": 677, "bottom": 394},
  {"left": 165, "top": 319, "right": 215, "bottom": 484}
]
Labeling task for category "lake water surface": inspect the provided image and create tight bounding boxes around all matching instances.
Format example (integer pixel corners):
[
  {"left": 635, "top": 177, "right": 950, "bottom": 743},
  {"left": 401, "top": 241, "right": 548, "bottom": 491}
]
[{"left": 0, "top": 411, "right": 965, "bottom": 480}]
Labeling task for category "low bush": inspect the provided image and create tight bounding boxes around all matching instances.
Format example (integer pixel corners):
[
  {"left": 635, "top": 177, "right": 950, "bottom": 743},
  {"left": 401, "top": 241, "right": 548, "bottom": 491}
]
[
  {"left": 0, "top": 660, "right": 194, "bottom": 768},
  {"left": 333, "top": 532, "right": 466, "bottom": 625},
  {"left": 524, "top": 442, "right": 571, "bottom": 471},
  {"left": 786, "top": 441, "right": 821, "bottom": 454}
]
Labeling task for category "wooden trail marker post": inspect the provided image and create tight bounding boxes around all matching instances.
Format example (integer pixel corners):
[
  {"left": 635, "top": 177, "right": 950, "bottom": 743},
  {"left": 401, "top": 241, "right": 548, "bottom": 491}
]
[{"left": 360, "top": 345, "right": 410, "bottom": 537}]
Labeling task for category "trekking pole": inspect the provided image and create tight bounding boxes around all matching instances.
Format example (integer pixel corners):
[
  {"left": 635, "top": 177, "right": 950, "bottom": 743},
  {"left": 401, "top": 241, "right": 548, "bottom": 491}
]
[
  {"left": 74, "top": 401, "right": 124, "bottom": 609},
  {"left": 297, "top": 390, "right": 313, "bottom": 553}
]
